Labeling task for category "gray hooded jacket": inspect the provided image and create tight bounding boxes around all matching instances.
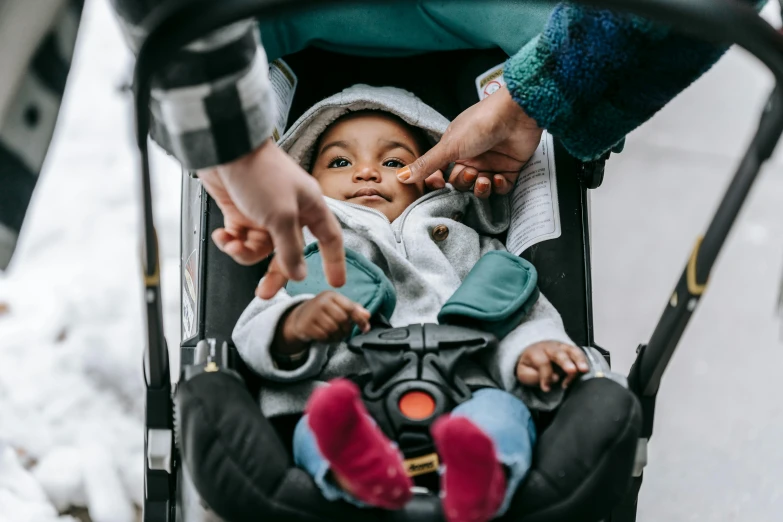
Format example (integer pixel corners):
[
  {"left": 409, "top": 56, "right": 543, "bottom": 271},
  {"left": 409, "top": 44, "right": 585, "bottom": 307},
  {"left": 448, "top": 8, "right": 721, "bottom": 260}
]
[{"left": 233, "top": 85, "right": 575, "bottom": 418}]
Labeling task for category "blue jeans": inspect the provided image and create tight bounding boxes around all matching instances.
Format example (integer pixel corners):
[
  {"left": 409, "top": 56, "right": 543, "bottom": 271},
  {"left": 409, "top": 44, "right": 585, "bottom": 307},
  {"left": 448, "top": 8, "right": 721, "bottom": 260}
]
[{"left": 293, "top": 388, "right": 536, "bottom": 517}]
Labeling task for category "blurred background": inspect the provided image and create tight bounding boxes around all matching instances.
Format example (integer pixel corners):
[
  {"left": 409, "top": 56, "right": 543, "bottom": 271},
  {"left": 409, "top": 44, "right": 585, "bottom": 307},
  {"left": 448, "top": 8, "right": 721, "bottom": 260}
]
[{"left": 0, "top": 1, "right": 782, "bottom": 521}]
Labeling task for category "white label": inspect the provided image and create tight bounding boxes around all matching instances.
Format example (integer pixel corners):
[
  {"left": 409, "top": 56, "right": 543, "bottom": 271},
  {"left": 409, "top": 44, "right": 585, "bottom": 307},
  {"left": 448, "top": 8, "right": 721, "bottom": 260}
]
[
  {"left": 183, "top": 297, "right": 195, "bottom": 340},
  {"left": 475, "top": 63, "right": 506, "bottom": 101},
  {"left": 182, "top": 249, "right": 198, "bottom": 340},
  {"left": 268, "top": 58, "right": 298, "bottom": 142},
  {"left": 506, "top": 131, "right": 562, "bottom": 255}
]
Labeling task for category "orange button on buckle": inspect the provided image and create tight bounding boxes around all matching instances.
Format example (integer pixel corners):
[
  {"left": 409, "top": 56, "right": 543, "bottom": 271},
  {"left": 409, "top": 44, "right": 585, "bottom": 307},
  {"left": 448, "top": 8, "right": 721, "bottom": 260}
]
[{"left": 398, "top": 390, "right": 436, "bottom": 420}]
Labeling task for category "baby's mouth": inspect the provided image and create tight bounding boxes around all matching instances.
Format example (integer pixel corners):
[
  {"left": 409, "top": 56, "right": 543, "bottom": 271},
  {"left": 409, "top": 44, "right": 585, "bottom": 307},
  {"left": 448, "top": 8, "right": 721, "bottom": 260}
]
[{"left": 351, "top": 187, "right": 391, "bottom": 202}]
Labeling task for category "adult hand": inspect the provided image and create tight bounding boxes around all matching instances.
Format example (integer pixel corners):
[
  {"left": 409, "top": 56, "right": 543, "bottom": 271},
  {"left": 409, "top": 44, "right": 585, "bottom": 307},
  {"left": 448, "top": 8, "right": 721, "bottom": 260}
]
[
  {"left": 197, "top": 139, "right": 345, "bottom": 297},
  {"left": 396, "top": 86, "right": 543, "bottom": 199}
]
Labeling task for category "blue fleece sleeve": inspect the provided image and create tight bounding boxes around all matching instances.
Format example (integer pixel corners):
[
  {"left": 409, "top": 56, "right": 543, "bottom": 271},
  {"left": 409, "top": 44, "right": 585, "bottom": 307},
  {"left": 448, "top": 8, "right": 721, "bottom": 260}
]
[{"left": 504, "top": 1, "right": 768, "bottom": 161}]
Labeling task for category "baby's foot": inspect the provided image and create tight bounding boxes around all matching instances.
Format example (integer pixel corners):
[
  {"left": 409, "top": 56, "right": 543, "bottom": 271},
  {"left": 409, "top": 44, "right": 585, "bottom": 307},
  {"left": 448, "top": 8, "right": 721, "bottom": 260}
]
[
  {"left": 431, "top": 415, "right": 506, "bottom": 522},
  {"left": 306, "top": 378, "right": 412, "bottom": 509}
]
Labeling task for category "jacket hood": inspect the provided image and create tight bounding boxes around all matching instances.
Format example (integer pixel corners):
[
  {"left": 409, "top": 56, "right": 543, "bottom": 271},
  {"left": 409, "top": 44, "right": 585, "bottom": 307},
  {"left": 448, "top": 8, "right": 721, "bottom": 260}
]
[{"left": 278, "top": 84, "right": 449, "bottom": 171}]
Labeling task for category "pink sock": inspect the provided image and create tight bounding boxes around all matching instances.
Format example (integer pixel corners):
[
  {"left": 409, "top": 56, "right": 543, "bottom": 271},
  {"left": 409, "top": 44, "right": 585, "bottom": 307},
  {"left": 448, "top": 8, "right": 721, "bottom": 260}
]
[
  {"left": 431, "top": 415, "right": 507, "bottom": 522},
  {"left": 306, "top": 378, "right": 412, "bottom": 509}
]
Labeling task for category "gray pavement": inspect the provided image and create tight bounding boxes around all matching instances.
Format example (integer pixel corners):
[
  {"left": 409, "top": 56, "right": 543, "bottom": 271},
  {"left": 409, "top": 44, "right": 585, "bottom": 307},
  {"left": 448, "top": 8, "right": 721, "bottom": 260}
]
[{"left": 592, "top": 43, "right": 783, "bottom": 521}]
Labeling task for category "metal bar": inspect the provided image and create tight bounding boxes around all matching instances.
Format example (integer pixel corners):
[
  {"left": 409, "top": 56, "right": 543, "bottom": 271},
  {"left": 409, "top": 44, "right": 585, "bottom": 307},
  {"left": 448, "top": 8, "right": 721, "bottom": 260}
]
[
  {"left": 629, "top": 87, "right": 783, "bottom": 398},
  {"left": 140, "top": 144, "right": 168, "bottom": 390}
]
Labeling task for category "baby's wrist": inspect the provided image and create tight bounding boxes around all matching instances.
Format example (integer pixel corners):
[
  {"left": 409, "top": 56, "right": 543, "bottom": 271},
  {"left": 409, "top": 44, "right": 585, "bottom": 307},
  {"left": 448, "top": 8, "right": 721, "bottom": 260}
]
[{"left": 274, "top": 304, "right": 309, "bottom": 355}]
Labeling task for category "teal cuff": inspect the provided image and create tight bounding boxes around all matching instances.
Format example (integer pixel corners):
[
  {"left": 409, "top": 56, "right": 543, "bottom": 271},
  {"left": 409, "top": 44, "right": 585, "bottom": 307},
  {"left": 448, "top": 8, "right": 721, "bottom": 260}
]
[
  {"left": 438, "top": 251, "right": 539, "bottom": 340},
  {"left": 285, "top": 244, "right": 397, "bottom": 339}
]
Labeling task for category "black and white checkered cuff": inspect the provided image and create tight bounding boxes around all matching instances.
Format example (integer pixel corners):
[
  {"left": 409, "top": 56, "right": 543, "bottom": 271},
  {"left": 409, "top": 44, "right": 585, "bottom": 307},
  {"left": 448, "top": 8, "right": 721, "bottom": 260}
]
[{"left": 148, "top": 40, "right": 276, "bottom": 170}]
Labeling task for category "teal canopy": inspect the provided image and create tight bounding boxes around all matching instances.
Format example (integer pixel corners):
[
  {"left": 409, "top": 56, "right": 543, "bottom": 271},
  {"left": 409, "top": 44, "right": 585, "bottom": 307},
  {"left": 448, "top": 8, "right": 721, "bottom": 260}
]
[{"left": 258, "top": 1, "right": 555, "bottom": 61}]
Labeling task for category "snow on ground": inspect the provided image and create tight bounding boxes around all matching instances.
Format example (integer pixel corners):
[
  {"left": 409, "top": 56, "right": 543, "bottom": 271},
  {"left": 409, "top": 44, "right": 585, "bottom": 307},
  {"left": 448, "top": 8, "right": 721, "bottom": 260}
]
[{"left": 0, "top": 0, "right": 181, "bottom": 520}]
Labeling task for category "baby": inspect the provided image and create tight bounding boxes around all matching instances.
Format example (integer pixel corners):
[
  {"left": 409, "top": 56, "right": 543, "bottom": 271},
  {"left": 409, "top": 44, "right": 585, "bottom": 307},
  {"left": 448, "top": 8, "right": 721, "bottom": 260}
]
[{"left": 233, "top": 85, "right": 589, "bottom": 522}]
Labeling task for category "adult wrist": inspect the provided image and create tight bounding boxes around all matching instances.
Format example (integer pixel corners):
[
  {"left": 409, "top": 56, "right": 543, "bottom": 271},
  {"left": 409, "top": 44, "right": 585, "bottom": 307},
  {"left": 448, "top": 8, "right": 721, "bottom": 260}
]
[
  {"left": 497, "top": 86, "right": 541, "bottom": 132},
  {"left": 210, "top": 137, "right": 275, "bottom": 179}
]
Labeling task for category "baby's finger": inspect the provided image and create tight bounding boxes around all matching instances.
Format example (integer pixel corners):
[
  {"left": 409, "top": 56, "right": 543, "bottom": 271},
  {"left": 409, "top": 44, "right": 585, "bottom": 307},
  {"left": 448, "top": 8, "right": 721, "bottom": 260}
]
[
  {"left": 547, "top": 346, "right": 579, "bottom": 389},
  {"left": 314, "top": 314, "right": 345, "bottom": 341},
  {"left": 561, "top": 347, "right": 589, "bottom": 389},
  {"left": 322, "top": 297, "right": 350, "bottom": 323},
  {"left": 568, "top": 345, "right": 590, "bottom": 373},
  {"left": 329, "top": 292, "right": 364, "bottom": 314},
  {"left": 323, "top": 302, "right": 353, "bottom": 337},
  {"left": 550, "top": 347, "right": 578, "bottom": 374},
  {"left": 538, "top": 362, "right": 553, "bottom": 393},
  {"left": 349, "top": 306, "right": 372, "bottom": 334},
  {"left": 522, "top": 348, "right": 554, "bottom": 392},
  {"left": 325, "top": 292, "right": 371, "bottom": 334},
  {"left": 516, "top": 364, "right": 540, "bottom": 387},
  {"left": 302, "top": 323, "right": 330, "bottom": 343}
]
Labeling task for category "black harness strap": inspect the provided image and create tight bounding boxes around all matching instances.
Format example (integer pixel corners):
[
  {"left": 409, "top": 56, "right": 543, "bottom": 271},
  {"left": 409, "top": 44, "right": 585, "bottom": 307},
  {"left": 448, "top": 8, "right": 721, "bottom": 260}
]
[{"left": 349, "top": 323, "right": 499, "bottom": 490}]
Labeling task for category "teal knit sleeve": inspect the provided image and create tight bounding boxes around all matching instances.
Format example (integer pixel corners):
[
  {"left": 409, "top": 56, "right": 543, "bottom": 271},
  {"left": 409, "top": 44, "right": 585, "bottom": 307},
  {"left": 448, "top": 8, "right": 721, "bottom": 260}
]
[{"left": 504, "top": 2, "right": 768, "bottom": 162}]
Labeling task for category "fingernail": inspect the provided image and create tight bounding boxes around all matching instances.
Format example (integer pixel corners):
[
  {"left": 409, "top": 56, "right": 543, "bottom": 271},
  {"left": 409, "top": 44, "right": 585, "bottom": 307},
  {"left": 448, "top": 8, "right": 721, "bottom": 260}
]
[
  {"left": 494, "top": 175, "right": 505, "bottom": 188},
  {"left": 463, "top": 171, "right": 477, "bottom": 184},
  {"left": 476, "top": 178, "right": 490, "bottom": 192},
  {"left": 396, "top": 167, "right": 411, "bottom": 182}
]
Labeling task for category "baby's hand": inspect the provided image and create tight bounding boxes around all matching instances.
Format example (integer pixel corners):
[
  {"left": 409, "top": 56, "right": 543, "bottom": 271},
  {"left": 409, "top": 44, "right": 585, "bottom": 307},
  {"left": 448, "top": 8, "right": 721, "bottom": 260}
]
[
  {"left": 516, "top": 341, "right": 590, "bottom": 392},
  {"left": 282, "top": 291, "right": 371, "bottom": 345}
]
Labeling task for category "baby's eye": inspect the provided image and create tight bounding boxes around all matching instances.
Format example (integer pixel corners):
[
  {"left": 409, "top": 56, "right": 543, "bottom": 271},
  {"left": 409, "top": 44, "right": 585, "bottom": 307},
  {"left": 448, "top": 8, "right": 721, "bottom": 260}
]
[
  {"left": 383, "top": 159, "right": 406, "bottom": 169},
  {"left": 328, "top": 157, "right": 351, "bottom": 168}
]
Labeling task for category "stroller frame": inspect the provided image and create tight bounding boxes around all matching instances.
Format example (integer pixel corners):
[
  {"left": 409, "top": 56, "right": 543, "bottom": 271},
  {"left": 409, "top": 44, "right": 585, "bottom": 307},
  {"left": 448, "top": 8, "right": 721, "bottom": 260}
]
[{"left": 133, "top": 1, "right": 783, "bottom": 521}]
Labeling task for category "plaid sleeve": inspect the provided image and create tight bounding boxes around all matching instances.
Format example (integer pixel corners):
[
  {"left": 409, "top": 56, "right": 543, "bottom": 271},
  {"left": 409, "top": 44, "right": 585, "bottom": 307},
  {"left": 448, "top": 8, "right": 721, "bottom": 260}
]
[
  {"left": 504, "top": 1, "right": 768, "bottom": 162},
  {"left": 112, "top": 7, "right": 276, "bottom": 170},
  {"left": 0, "top": 0, "right": 83, "bottom": 269}
]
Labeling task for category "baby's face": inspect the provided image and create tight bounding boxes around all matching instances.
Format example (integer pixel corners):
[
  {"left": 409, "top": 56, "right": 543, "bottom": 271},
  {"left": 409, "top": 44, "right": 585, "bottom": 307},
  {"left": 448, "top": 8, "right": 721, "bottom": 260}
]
[{"left": 311, "top": 113, "right": 426, "bottom": 222}]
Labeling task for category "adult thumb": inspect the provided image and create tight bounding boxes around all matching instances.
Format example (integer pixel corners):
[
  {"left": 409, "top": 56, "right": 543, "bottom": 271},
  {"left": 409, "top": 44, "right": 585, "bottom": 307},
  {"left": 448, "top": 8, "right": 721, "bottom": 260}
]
[{"left": 397, "top": 139, "right": 458, "bottom": 184}]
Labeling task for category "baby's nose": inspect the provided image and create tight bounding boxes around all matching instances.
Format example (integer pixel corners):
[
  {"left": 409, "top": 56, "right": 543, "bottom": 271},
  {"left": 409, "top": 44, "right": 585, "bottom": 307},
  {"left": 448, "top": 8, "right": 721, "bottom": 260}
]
[{"left": 355, "top": 165, "right": 381, "bottom": 181}]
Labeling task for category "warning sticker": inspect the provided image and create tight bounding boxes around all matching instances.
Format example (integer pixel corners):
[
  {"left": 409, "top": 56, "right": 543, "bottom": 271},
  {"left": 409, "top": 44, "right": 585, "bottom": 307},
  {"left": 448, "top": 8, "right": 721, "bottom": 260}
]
[
  {"left": 476, "top": 63, "right": 561, "bottom": 254},
  {"left": 506, "top": 131, "right": 562, "bottom": 255},
  {"left": 269, "top": 59, "right": 298, "bottom": 142},
  {"left": 475, "top": 63, "right": 506, "bottom": 101}
]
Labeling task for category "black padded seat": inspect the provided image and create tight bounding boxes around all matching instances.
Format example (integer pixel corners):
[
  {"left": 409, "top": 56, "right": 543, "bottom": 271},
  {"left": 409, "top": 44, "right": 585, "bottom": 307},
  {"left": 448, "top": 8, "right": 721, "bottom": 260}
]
[{"left": 176, "top": 370, "right": 641, "bottom": 522}]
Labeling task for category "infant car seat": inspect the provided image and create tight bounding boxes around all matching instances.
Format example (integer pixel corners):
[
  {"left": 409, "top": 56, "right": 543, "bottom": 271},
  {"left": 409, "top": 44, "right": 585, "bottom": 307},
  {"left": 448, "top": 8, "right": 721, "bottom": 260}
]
[
  {"left": 169, "top": 45, "right": 643, "bottom": 522},
  {"left": 133, "top": 2, "right": 783, "bottom": 522}
]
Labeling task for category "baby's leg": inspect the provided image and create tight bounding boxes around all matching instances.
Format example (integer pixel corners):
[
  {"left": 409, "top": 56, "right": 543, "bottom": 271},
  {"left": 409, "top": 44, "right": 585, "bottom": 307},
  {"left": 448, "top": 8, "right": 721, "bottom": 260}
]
[
  {"left": 432, "top": 388, "right": 536, "bottom": 522},
  {"left": 295, "top": 378, "right": 412, "bottom": 509}
]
